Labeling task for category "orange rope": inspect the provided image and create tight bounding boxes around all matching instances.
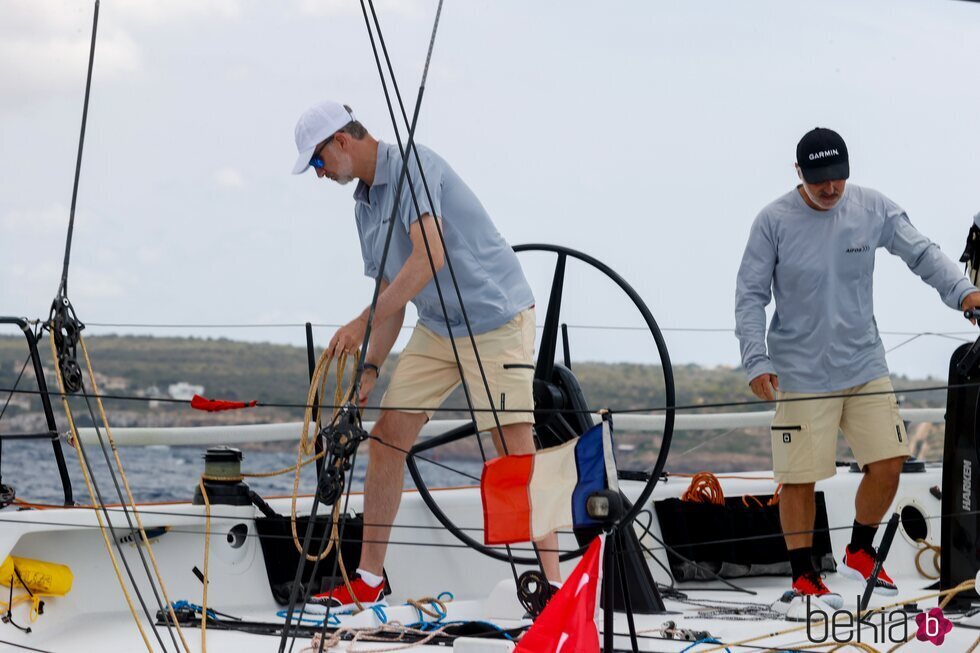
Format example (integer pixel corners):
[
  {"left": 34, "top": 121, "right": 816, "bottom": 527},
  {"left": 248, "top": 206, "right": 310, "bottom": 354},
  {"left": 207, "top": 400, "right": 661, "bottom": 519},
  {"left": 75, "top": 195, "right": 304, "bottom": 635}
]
[
  {"left": 678, "top": 473, "right": 781, "bottom": 508},
  {"left": 681, "top": 472, "right": 725, "bottom": 505}
]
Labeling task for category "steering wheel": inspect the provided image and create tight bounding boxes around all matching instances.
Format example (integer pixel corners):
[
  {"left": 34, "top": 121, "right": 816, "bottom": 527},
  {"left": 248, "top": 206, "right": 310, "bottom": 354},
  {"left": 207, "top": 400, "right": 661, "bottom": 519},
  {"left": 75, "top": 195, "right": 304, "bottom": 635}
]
[{"left": 405, "top": 243, "right": 675, "bottom": 563}]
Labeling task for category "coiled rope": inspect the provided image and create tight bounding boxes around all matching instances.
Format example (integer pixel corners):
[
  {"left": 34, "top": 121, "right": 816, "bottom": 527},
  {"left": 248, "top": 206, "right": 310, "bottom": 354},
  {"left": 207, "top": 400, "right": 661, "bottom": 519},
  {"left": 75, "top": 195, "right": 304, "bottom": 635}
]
[{"left": 913, "top": 538, "right": 941, "bottom": 580}]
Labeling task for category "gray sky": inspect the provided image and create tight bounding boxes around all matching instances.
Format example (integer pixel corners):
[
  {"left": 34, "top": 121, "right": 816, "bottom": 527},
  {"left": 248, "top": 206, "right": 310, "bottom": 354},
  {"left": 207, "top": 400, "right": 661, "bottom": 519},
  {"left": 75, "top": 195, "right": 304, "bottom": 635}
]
[{"left": 2, "top": 0, "right": 980, "bottom": 380}]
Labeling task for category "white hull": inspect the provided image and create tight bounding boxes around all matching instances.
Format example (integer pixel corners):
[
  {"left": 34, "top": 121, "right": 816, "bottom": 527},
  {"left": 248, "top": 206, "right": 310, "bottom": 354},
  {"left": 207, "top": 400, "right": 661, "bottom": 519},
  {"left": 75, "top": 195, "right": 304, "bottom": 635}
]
[{"left": 2, "top": 462, "right": 975, "bottom": 652}]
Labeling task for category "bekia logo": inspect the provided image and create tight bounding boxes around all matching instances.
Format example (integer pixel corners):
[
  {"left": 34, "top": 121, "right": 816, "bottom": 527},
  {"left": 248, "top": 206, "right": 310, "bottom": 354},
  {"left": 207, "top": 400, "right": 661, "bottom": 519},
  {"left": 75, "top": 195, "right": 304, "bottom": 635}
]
[
  {"left": 915, "top": 608, "right": 953, "bottom": 646},
  {"left": 806, "top": 596, "right": 911, "bottom": 645},
  {"left": 808, "top": 149, "right": 840, "bottom": 161}
]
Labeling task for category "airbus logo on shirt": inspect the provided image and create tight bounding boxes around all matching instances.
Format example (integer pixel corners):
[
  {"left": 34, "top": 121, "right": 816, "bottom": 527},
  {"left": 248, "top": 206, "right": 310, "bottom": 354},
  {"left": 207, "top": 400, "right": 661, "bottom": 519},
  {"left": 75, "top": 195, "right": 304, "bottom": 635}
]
[
  {"left": 844, "top": 245, "right": 871, "bottom": 254},
  {"left": 808, "top": 149, "right": 840, "bottom": 160}
]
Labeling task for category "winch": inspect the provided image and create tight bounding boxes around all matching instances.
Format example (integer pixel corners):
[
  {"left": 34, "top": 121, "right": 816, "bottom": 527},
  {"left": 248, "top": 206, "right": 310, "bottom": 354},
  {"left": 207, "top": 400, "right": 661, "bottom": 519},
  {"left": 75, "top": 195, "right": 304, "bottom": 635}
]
[{"left": 193, "top": 446, "right": 251, "bottom": 506}]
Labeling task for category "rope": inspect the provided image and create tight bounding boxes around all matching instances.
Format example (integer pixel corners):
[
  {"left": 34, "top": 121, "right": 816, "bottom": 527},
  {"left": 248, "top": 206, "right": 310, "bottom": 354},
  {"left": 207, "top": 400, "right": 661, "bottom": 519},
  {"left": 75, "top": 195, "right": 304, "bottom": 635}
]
[
  {"left": 913, "top": 538, "right": 941, "bottom": 580},
  {"left": 306, "top": 622, "right": 451, "bottom": 653},
  {"left": 405, "top": 595, "right": 450, "bottom": 621},
  {"left": 197, "top": 478, "right": 211, "bottom": 653},
  {"left": 681, "top": 472, "right": 725, "bottom": 505},
  {"left": 79, "top": 336, "right": 192, "bottom": 651},
  {"left": 290, "top": 348, "right": 357, "bottom": 562},
  {"left": 47, "top": 331, "right": 156, "bottom": 652},
  {"left": 1, "top": 374, "right": 967, "bottom": 415}
]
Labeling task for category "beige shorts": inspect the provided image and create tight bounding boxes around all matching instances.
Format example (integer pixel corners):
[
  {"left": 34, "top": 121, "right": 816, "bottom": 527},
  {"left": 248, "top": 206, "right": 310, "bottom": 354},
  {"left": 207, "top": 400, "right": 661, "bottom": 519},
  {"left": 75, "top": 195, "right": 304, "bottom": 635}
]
[
  {"left": 380, "top": 308, "right": 536, "bottom": 432},
  {"left": 770, "top": 376, "right": 910, "bottom": 484}
]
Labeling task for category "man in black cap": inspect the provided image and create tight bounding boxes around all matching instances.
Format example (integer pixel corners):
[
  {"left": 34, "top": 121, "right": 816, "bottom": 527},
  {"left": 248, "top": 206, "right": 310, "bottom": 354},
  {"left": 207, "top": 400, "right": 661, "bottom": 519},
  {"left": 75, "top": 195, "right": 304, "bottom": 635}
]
[{"left": 735, "top": 127, "right": 980, "bottom": 616}]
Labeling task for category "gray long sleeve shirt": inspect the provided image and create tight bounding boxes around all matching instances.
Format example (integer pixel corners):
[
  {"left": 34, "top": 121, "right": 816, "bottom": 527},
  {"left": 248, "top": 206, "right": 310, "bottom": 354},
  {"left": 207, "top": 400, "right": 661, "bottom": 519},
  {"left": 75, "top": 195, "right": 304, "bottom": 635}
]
[{"left": 735, "top": 184, "right": 975, "bottom": 393}]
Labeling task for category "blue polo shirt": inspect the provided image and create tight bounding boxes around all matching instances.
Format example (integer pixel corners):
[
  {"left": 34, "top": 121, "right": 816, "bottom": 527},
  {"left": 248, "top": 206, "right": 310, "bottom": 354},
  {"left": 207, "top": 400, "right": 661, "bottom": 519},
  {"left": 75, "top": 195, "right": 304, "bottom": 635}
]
[{"left": 353, "top": 141, "right": 534, "bottom": 337}]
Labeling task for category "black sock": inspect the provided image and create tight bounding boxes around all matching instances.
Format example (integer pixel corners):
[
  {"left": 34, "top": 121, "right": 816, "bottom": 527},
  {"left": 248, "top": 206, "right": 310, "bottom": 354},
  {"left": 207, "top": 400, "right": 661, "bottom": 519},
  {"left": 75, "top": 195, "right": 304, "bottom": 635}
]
[
  {"left": 850, "top": 520, "right": 877, "bottom": 554},
  {"left": 788, "top": 547, "right": 815, "bottom": 581}
]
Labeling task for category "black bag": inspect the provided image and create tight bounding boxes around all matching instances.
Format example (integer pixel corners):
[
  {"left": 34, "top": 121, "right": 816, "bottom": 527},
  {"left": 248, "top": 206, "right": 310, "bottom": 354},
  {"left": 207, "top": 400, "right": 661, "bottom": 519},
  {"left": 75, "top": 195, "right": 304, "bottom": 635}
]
[
  {"left": 254, "top": 512, "right": 389, "bottom": 605},
  {"left": 653, "top": 492, "right": 836, "bottom": 581}
]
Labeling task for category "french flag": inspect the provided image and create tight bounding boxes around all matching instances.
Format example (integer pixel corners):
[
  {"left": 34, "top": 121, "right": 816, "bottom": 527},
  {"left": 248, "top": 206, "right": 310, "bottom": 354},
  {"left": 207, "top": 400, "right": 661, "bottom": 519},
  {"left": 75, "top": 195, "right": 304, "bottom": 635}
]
[{"left": 480, "top": 421, "right": 618, "bottom": 545}]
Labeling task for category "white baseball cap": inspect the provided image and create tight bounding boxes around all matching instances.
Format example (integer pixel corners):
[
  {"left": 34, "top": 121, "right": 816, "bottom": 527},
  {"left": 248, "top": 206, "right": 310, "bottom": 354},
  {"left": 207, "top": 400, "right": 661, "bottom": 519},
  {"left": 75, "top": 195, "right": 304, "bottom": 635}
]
[{"left": 291, "top": 100, "right": 355, "bottom": 175}]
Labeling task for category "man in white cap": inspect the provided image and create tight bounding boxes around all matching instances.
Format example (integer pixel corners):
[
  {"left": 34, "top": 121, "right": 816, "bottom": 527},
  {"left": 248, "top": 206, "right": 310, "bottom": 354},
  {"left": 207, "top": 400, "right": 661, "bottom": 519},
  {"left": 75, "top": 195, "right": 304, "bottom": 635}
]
[
  {"left": 292, "top": 100, "right": 559, "bottom": 610},
  {"left": 735, "top": 127, "right": 980, "bottom": 618}
]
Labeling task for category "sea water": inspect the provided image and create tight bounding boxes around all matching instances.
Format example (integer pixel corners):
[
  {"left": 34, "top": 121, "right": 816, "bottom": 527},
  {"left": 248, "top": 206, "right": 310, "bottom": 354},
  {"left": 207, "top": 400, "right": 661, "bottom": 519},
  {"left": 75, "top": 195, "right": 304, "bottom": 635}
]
[{"left": 1, "top": 440, "right": 477, "bottom": 505}]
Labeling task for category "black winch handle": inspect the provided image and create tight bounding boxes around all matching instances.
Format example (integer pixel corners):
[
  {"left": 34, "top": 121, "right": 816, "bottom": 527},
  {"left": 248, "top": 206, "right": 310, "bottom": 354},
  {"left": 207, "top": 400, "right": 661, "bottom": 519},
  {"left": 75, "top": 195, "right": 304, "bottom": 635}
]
[
  {"left": 964, "top": 308, "right": 980, "bottom": 322},
  {"left": 859, "top": 512, "right": 900, "bottom": 613}
]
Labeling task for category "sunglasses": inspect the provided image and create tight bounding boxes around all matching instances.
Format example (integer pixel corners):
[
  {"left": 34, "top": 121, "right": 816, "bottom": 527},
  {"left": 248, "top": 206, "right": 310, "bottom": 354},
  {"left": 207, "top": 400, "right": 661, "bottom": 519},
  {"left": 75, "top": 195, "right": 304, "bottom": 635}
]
[{"left": 309, "top": 136, "right": 335, "bottom": 170}]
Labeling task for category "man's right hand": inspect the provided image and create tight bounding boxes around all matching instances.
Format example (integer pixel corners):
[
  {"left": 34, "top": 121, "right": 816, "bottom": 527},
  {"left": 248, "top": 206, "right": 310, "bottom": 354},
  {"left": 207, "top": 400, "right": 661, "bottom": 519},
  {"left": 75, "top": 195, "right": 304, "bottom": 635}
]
[{"left": 749, "top": 373, "right": 779, "bottom": 401}]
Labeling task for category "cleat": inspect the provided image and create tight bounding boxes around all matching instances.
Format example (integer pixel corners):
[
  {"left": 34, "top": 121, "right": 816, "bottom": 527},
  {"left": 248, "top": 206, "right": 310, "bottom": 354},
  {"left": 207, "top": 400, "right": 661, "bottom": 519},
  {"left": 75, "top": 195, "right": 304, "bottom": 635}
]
[
  {"left": 307, "top": 574, "right": 386, "bottom": 613},
  {"left": 840, "top": 546, "right": 898, "bottom": 596},
  {"left": 791, "top": 571, "right": 844, "bottom": 609}
]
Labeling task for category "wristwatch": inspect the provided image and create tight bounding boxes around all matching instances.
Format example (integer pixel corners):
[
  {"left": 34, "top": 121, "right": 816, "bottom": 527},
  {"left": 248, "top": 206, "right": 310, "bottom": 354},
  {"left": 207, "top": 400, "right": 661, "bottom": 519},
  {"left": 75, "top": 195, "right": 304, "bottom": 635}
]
[{"left": 363, "top": 362, "right": 381, "bottom": 376}]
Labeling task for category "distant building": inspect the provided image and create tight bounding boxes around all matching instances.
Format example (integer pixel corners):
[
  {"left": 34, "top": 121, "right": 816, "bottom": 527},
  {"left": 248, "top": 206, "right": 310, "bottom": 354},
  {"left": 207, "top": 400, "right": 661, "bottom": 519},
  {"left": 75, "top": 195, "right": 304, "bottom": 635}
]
[
  {"left": 93, "top": 372, "right": 129, "bottom": 391},
  {"left": 168, "top": 382, "right": 204, "bottom": 400}
]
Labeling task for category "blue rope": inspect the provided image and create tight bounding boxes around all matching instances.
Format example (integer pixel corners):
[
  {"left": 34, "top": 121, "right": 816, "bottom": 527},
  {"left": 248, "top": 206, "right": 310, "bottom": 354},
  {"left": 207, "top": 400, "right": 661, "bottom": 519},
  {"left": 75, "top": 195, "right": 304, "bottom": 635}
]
[
  {"left": 407, "top": 595, "right": 450, "bottom": 625},
  {"left": 275, "top": 609, "right": 340, "bottom": 626},
  {"left": 368, "top": 604, "right": 388, "bottom": 624},
  {"left": 680, "top": 638, "right": 731, "bottom": 653}
]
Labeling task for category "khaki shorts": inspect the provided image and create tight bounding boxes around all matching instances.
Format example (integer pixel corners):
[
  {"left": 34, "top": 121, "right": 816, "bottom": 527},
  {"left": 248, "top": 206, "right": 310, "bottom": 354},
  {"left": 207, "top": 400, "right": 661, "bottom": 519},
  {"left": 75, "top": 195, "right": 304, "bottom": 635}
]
[
  {"left": 380, "top": 308, "right": 536, "bottom": 432},
  {"left": 770, "top": 376, "right": 910, "bottom": 484}
]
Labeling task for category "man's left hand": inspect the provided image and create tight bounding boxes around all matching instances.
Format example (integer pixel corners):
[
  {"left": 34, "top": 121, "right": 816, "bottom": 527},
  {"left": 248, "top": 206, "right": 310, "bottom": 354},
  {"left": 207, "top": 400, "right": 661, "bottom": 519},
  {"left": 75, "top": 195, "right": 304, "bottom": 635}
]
[
  {"left": 962, "top": 291, "right": 980, "bottom": 325},
  {"left": 329, "top": 314, "right": 368, "bottom": 356}
]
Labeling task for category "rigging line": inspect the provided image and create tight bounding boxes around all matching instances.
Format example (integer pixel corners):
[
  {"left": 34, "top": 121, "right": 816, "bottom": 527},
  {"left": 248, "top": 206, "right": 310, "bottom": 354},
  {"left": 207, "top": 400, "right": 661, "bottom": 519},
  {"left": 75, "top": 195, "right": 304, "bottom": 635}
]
[
  {"left": 638, "top": 508, "right": 980, "bottom": 556},
  {"left": 361, "top": 0, "right": 505, "bottom": 446},
  {"left": 633, "top": 508, "right": 755, "bottom": 596},
  {"left": 310, "top": 450, "right": 363, "bottom": 653},
  {"left": 78, "top": 336, "right": 189, "bottom": 651},
  {"left": 277, "top": 467, "right": 332, "bottom": 653},
  {"left": 672, "top": 427, "right": 742, "bottom": 459},
  {"left": 75, "top": 372, "right": 184, "bottom": 649},
  {"left": 0, "top": 513, "right": 584, "bottom": 554},
  {"left": 361, "top": 0, "right": 551, "bottom": 585},
  {"left": 0, "top": 350, "right": 34, "bottom": 486},
  {"left": 6, "top": 503, "right": 980, "bottom": 559},
  {"left": 356, "top": 0, "right": 489, "bottom": 466},
  {"left": 76, "top": 321, "right": 980, "bottom": 337},
  {"left": 368, "top": 435, "right": 480, "bottom": 482},
  {"left": 10, "top": 503, "right": 495, "bottom": 534},
  {"left": 885, "top": 333, "right": 924, "bottom": 354},
  {"left": 347, "top": 0, "right": 445, "bottom": 402},
  {"left": 0, "top": 639, "right": 59, "bottom": 653},
  {"left": 52, "top": 386, "right": 166, "bottom": 650},
  {"left": 0, "top": 377, "right": 964, "bottom": 415},
  {"left": 66, "top": 394, "right": 173, "bottom": 651},
  {"left": 58, "top": 0, "right": 99, "bottom": 298}
]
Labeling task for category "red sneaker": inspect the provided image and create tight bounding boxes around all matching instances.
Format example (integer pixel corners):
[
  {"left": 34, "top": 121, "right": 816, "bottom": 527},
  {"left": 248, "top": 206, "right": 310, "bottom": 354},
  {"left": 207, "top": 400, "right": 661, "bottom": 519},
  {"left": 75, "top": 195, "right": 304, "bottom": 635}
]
[
  {"left": 840, "top": 545, "right": 898, "bottom": 596},
  {"left": 308, "top": 574, "right": 386, "bottom": 612},
  {"left": 792, "top": 571, "right": 843, "bottom": 609}
]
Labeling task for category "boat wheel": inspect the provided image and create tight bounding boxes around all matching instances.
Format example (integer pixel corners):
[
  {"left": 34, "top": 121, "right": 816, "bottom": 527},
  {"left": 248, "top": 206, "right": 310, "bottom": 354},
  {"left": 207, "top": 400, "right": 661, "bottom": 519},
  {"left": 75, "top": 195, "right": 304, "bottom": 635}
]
[{"left": 406, "top": 244, "right": 676, "bottom": 563}]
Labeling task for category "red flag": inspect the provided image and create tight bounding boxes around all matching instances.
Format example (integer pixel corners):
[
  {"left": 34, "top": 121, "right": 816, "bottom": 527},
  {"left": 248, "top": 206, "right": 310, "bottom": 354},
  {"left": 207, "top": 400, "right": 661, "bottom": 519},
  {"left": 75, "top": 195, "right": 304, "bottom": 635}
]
[
  {"left": 516, "top": 535, "right": 604, "bottom": 653},
  {"left": 190, "top": 394, "right": 257, "bottom": 412}
]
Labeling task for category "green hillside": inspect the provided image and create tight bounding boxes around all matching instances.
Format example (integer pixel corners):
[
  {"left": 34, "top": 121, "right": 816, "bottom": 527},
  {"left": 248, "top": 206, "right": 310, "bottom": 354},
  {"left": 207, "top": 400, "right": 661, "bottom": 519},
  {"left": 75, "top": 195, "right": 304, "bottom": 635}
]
[{"left": 0, "top": 334, "right": 951, "bottom": 473}]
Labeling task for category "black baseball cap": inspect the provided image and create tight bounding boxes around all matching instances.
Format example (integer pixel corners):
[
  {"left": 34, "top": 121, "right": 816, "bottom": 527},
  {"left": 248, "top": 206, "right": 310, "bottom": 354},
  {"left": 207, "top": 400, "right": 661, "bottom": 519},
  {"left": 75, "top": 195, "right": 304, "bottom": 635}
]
[{"left": 796, "top": 127, "right": 849, "bottom": 183}]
